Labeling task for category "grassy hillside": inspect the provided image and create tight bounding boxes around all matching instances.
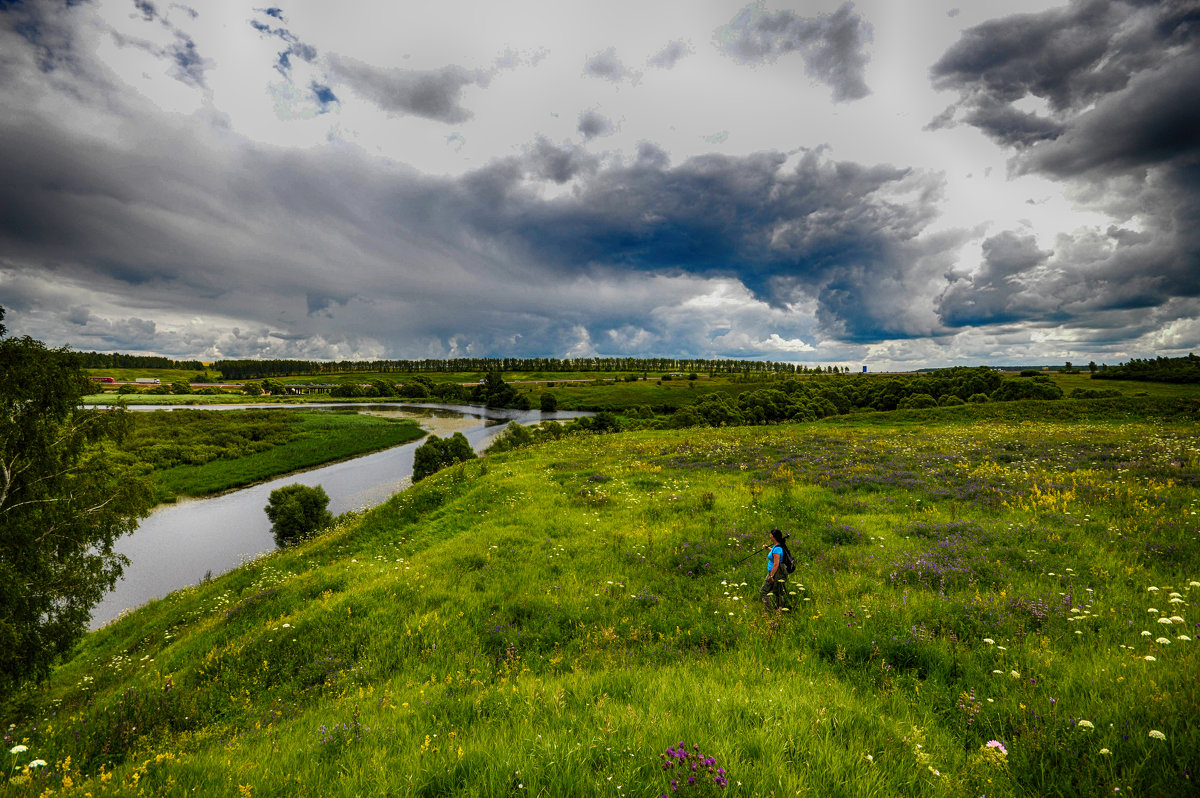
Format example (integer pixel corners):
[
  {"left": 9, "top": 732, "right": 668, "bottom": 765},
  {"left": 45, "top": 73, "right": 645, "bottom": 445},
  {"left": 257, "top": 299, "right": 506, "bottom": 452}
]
[{"left": 3, "top": 401, "right": 1198, "bottom": 796}]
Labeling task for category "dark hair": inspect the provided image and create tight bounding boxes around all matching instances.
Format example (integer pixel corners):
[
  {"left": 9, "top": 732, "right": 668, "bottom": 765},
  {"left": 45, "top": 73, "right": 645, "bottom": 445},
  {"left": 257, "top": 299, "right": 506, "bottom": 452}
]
[{"left": 770, "top": 528, "right": 792, "bottom": 564}]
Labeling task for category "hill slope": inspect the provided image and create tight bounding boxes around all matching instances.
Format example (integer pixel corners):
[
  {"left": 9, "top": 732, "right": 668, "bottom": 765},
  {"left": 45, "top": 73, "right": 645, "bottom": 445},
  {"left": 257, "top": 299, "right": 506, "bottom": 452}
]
[{"left": 3, "top": 402, "right": 1199, "bottom": 796}]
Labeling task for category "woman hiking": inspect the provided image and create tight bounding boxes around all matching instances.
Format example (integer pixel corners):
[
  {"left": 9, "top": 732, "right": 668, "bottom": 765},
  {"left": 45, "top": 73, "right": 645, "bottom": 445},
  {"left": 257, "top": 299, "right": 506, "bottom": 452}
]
[{"left": 760, "top": 528, "right": 791, "bottom": 612}]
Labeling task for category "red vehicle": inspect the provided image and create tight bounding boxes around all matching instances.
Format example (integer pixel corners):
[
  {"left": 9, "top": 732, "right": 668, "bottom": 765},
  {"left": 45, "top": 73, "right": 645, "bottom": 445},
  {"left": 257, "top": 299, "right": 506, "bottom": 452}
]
[{"left": 88, "top": 376, "right": 116, "bottom": 383}]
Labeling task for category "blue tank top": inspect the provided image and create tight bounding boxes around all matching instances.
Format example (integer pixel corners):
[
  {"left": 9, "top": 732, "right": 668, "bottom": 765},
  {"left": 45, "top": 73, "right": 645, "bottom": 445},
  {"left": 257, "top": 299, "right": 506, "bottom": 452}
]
[{"left": 767, "top": 545, "right": 782, "bottom": 575}]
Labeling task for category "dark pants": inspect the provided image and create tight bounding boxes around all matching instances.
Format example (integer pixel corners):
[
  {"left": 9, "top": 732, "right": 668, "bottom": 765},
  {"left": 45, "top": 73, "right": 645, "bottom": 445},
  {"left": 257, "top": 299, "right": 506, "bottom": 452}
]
[{"left": 760, "top": 575, "right": 786, "bottom": 610}]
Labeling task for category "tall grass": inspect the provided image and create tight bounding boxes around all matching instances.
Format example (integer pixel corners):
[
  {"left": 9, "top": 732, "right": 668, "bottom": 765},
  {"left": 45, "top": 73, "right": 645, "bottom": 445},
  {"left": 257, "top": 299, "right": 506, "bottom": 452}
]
[{"left": 2, "top": 408, "right": 1197, "bottom": 796}]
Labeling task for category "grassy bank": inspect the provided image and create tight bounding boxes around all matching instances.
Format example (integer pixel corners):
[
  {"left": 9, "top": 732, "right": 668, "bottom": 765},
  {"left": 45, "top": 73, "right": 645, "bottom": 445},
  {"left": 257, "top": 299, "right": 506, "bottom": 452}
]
[
  {"left": 111, "top": 409, "right": 426, "bottom": 503},
  {"left": 3, "top": 402, "right": 1198, "bottom": 796}
]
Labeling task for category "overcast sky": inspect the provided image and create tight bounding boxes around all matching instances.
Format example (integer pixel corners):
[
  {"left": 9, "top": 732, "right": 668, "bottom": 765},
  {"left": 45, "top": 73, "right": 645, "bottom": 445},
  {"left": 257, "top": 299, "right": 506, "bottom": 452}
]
[{"left": 1, "top": 0, "right": 1197, "bottom": 368}]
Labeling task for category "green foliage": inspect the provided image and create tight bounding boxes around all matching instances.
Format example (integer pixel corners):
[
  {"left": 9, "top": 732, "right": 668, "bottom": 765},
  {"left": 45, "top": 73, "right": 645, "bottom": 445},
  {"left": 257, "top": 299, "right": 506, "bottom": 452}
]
[
  {"left": 1092, "top": 354, "right": 1200, "bottom": 384},
  {"left": 0, "top": 311, "right": 153, "bottom": 696},
  {"left": 412, "top": 432, "right": 477, "bottom": 481},
  {"left": 990, "top": 377, "right": 1064, "bottom": 401},
  {"left": 472, "top": 371, "right": 520, "bottom": 408},
  {"left": 1070, "top": 387, "right": 1123, "bottom": 399},
  {"left": 898, "top": 393, "right": 937, "bottom": 409},
  {"left": 264, "top": 483, "right": 332, "bottom": 547},
  {"left": 4, "top": 402, "right": 1199, "bottom": 796},
  {"left": 540, "top": 392, "right": 558, "bottom": 412},
  {"left": 109, "top": 410, "right": 424, "bottom": 501}
]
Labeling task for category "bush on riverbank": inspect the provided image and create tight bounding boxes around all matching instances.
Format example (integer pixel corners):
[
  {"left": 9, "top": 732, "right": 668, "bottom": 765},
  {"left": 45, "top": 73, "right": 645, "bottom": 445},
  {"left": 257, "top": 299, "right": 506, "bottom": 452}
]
[{"left": 265, "top": 484, "right": 333, "bottom": 547}]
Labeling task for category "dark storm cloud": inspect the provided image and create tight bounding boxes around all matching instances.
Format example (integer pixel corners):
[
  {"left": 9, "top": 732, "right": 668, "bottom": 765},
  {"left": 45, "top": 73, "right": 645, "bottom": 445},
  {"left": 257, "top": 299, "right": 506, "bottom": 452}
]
[
  {"left": 526, "top": 138, "right": 598, "bottom": 183},
  {"left": 577, "top": 109, "right": 613, "bottom": 141},
  {"left": 425, "top": 148, "right": 949, "bottom": 341},
  {"left": 715, "top": 2, "right": 872, "bottom": 101},
  {"left": 0, "top": 66, "right": 952, "bottom": 350},
  {"left": 939, "top": 232, "right": 1053, "bottom": 327},
  {"left": 326, "top": 54, "right": 490, "bottom": 123},
  {"left": 932, "top": 0, "right": 1200, "bottom": 330}
]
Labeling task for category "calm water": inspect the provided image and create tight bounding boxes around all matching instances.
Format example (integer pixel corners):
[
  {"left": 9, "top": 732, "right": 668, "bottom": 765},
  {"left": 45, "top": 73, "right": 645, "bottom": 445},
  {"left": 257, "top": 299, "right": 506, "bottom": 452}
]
[{"left": 89, "top": 403, "right": 586, "bottom": 628}]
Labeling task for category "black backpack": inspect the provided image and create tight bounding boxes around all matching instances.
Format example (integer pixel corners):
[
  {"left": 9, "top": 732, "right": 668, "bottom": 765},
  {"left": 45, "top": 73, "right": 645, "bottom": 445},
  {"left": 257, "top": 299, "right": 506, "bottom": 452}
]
[{"left": 781, "top": 544, "right": 796, "bottom": 574}]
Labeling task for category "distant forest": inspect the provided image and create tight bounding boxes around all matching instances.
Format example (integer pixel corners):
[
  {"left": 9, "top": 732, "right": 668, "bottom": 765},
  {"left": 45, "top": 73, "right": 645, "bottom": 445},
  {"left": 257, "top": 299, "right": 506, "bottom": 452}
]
[
  {"left": 75, "top": 351, "right": 206, "bottom": 370},
  {"left": 210, "top": 357, "right": 835, "bottom": 380},
  {"left": 72, "top": 350, "right": 1199, "bottom": 384},
  {"left": 1093, "top": 354, "right": 1200, "bottom": 384}
]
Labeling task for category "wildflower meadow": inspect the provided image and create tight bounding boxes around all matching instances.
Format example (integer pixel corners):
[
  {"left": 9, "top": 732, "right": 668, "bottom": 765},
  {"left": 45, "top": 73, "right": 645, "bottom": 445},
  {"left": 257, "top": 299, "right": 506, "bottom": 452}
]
[{"left": 2, "top": 398, "right": 1197, "bottom": 796}]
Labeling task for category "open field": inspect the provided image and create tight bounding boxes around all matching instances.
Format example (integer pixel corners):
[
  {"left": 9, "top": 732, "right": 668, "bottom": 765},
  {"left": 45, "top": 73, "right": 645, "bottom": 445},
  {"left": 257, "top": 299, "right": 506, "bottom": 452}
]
[
  {"left": 84, "top": 367, "right": 220, "bottom": 383},
  {"left": 3, "top": 398, "right": 1197, "bottom": 796},
  {"left": 110, "top": 409, "right": 425, "bottom": 503}
]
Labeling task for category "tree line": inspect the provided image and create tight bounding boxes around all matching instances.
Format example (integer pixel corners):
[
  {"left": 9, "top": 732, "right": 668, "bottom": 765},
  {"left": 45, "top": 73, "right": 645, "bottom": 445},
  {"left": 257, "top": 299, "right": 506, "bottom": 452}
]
[
  {"left": 1091, "top": 354, "right": 1200, "bottom": 384},
  {"left": 212, "top": 357, "right": 844, "bottom": 380},
  {"left": 74, "top": 351, "right": 205, "bottom": 370}
]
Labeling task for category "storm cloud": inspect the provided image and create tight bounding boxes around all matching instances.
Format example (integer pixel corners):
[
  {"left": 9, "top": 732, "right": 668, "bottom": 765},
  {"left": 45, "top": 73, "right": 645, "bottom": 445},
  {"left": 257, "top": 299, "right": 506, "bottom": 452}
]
[
  {"left": 0, "top": 0, "right": 1195, "bottom": 367},
  {"left": 327, "top": 55, "right": 492, "bottom": 123},
  {"left": 715, "top": 2, "right": 872, "bottom": 101},
  {"left": 932, "top": 0, "right": 1200, "bottom": 332}
]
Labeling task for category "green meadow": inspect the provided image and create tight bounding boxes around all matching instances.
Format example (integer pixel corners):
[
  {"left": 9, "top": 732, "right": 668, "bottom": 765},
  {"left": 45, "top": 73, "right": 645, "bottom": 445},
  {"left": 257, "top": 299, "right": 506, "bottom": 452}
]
[
  {"left": 110, "top": 410, "right": 426, "bottom": 503},
  {"left": 3, "top": 398, "right": 1198, "bottom": 796}
]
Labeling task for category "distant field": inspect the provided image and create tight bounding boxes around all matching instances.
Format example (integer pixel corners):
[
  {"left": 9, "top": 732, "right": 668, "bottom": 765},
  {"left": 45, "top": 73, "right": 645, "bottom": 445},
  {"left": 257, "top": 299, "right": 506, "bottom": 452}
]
[
  {"left": 1047, "top": 372, "right": 1200, "bottom": 399},
  {"left": 84, "top": 367, "right": 220, "bottom": 383}
]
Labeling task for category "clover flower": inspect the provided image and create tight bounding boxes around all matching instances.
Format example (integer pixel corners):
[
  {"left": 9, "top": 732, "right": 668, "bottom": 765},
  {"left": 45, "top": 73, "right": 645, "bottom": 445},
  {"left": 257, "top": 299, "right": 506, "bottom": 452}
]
[{"left": 985, "top": 740, "right": 1007, "bottom": 755}]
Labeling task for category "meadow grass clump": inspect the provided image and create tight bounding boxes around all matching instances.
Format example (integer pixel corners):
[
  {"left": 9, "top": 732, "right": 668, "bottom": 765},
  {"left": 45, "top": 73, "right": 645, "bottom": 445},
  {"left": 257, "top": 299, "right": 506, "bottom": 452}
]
[{"left": 3, "top": 402, "right": 1199, "bottom": 796}]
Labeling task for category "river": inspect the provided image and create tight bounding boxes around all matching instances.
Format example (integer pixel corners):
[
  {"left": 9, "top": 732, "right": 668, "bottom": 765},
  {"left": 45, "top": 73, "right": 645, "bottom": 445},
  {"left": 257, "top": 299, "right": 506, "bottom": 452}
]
[{"left": 89, "top": 403, "right": 588, "bottom": 629}]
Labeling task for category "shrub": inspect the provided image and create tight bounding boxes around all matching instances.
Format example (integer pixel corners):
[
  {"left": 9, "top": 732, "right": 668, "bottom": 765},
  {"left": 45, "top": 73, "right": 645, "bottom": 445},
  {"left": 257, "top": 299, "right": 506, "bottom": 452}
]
[
  {"left": 1069, "top": 387, "right": 1123, "bottom": 399},
  {"left": 540, "top": 392, "right": 558, "bottom": 412},
  {"left": 898, "top": 393, "right": 937, "bottom": 410},
  {"left": 412, "top": 433, "right": 476, "bottom": 481},
  {"left": 265, "top": 483, "right": 332, "bottom": 547},
  {"left": 991, "top": 377, "right": 1063, "bottom": 401}
]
